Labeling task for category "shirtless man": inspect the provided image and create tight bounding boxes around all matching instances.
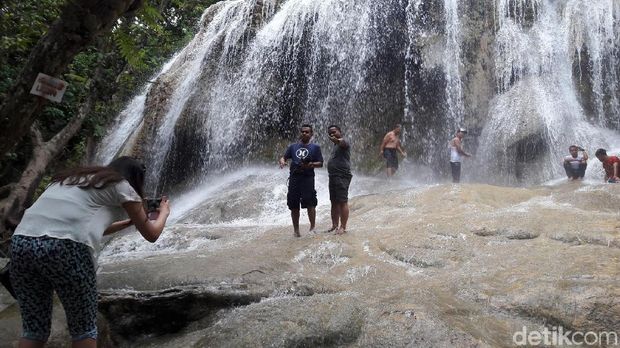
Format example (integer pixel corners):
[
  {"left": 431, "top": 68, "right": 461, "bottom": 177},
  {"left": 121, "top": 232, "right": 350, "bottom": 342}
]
[
  {"left": 595, "top": 148, "right": 620, "bottom": 183},
  {"left": 449, "top": 128, "right": 472, "bottom": 183},
  {"left": 379, "top": 124, "right": 407, "bottom": 177}
]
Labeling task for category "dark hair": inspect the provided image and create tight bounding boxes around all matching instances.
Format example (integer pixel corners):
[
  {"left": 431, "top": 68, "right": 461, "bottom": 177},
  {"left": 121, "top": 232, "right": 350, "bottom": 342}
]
[
  {"left": 569, "top": 145, "right": 579, "bottom": 151},
  {"left": 395, "top": 124, "right": 402, "bottom": 129},
  {"left": 301, "top": 124, "right": 313, "bottom": 133},
  {"left": 327, "top": 125, "right": 341, "bottom": 132},
  {"left": 52, "top": 156, "right": 146, "bottom": 198},
  {"left": 595, "top": 148, "right": 607, "bottom": 157}
]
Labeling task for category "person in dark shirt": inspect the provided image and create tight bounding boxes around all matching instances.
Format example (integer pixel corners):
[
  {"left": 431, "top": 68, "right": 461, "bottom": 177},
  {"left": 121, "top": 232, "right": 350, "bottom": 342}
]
[
  {"left": 279, "top": 124, "right": 323, "bottom": 237},
  {"left": 326, "top": 125, "right": 352, "bottom": 235},
  {"left": 595, "top": 148, "right": 620, "bottom": 183}
]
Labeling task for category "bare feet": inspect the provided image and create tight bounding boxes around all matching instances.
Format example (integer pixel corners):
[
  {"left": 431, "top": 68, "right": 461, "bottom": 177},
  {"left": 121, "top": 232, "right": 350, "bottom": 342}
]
[
  {"left": 335, "top": 227, "right": 346, "bottom": 235},
  {"left": 294, "top": 231, "right": 301, "bottom": 237},
  {"left": 325, "top": 226, "right": 338, "bottom": 233}
]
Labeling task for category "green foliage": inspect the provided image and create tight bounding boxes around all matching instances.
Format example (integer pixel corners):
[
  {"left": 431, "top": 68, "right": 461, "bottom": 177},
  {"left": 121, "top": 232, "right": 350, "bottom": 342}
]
[
  {"left": 0, "top": 0, "right": 223, "bottom": 187},
  {"left": 0, "top": 0, "right": 63, "bottom": 101},
  {"left": 139, "top": 1, "right": 164, "bottom": 33},
  {"left": 114, "top": 29, "right": 148, "bottom": 70}
]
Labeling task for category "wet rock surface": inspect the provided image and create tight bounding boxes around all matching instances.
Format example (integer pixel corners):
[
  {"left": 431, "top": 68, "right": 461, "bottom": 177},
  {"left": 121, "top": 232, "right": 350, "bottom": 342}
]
[{"left": 1, "top": 182, "right": 619, "bottom": 347}]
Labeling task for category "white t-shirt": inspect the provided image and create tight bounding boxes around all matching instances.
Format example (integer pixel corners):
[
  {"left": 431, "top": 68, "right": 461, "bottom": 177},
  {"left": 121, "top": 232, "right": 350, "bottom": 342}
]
[
  {"left": 564, "top": 155, "right": 585, "bottom": 170},
  {"left": 449, "top": 140, "right": 462, "bottom": 162},
  {"left": 14, "top": 179, "right": 142, "bottom": 259}
]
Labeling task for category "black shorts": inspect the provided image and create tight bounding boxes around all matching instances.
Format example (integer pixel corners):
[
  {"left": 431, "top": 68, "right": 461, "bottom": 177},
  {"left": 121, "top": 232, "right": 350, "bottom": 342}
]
[
  {"left": 564, "top": 162, "right": 587, "bottom": 179},
  {"left": 383, "top": 148, "right": 398, "bottom": 170},
  {"left": 287, "top": 175, "right": 317, "bottom": 210},
  {"left": 329, "top": 174, "right": 352, "bottom": 203}
]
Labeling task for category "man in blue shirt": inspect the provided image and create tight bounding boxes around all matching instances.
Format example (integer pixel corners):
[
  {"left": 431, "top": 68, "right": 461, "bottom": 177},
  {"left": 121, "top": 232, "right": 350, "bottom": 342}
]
[{"left": 279, "top": 124, "right": 324, "bottom": 237}]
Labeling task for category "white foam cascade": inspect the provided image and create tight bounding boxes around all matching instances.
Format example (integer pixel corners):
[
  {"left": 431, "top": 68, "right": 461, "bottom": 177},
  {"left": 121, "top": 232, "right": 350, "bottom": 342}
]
[
  {"left": 146, "top": 0, "right": 271, "bottom": 186},
  {"left": 95, "top": 55, "right": 180, "bottom": 164},
  {"left": 476, "top": 0, "right": 616, "bottom": 184},
  {"left": 443, "top": 0, "right": 464, "bottom": 126},
  {"left": 190, "top": 0, "right": 377, "bottom": 175},
  {"left": 97, "top": 0, "right": 619, "bottom": 188}
]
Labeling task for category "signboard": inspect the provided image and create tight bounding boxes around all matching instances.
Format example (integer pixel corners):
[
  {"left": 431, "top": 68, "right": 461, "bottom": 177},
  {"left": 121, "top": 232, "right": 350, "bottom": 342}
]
[{"left": 29, "top": 73, "right": 68, "bottom": 103}]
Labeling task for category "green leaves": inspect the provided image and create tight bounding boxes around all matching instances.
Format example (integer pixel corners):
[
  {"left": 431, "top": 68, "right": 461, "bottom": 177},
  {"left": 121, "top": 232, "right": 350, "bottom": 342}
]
[
  {"left": 139, "top": 1, "right": 164, "bottom": 34},
  {"left": 114, "top": 29, "right": 148, "bottom": 70},
  {"left": 0, "top": 0, "right": 221, "bottom": 186}
]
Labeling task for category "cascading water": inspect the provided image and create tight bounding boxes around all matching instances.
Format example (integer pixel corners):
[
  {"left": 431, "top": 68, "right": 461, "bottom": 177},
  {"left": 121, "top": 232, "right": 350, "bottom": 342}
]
[
  {"left": 442, "top": 0, "right": 465, "bottom": 127},
  {"left": 476, "top": 0, "right": 618, "bottom": 184},
  {"left": 97, "top": 0, "right": 620, "bottom": 190},
  {"left": 95, "top": 92, "right": 147, "bottom": 165}
]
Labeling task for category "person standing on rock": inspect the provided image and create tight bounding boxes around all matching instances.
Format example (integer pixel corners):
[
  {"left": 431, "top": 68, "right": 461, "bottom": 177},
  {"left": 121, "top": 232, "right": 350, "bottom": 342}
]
[
  {"left": 595, "top": 148, "right": 620, "bottom": 183},
  {"left": 279, "top": 124, "right": 324, "bottom": 237},
  {"left": 326, "top": 125, "right": 352, "bottom": 235},
  {"left": 449, "top": 128, "right": 472, "bottom": 183},
  {"left": 9, "top": 156, "right": 170, "bottom": 348},
  {"left": 563, "top": 145, "right": 588, "bottom": 180},
  {"left": 379, "top": 124, "right": 407, "bottom": 177}
]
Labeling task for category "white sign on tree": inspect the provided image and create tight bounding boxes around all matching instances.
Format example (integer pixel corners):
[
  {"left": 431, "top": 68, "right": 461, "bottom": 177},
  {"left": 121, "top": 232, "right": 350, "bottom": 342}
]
[{"left": 29, "top": 73, "right": 68, "bottom": 103}]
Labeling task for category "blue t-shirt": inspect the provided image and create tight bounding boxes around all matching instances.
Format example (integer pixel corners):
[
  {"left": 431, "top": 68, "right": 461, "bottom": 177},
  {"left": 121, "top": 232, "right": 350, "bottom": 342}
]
[{"left": 284, "top": 142, "right": 323, "bottom": 176}]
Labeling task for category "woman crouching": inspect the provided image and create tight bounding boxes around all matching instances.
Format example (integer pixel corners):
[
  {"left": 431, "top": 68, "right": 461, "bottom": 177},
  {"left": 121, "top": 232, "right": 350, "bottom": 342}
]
[{"left": 10, "top": 156, "right": 170, "bottom": 348}]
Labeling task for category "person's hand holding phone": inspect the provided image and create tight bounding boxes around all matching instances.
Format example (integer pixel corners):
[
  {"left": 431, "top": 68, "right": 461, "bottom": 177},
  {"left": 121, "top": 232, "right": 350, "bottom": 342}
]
[
  {"left": 158, "top": 196, "right": 170, "bottom": 218},
  {"left": 145, "top": 196, "right": 169, "bottom": 220}
]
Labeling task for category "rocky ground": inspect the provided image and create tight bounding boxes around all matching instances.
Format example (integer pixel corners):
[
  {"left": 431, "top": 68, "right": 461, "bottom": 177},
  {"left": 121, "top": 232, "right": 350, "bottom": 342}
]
[{"left": 1, "top": 182, "right": 619, "bottom": 347}]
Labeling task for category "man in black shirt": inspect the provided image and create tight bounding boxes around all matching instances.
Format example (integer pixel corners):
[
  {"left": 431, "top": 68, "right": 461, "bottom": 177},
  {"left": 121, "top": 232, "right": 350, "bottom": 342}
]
[
  {"left": 326, "top": 125, "right": 352, "bottom": 235},
  {"left": 279, "top": 124, "right": 324, "bottom": 237}
]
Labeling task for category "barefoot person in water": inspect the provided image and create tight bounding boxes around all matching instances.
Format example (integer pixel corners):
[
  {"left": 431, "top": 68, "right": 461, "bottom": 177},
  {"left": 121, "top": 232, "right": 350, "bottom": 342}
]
[
  {"left": 379, "top": 124, "right": 407, "bottom": 177},
  {"left": 279, "top": 124, "right": 324, "bottom": 237},
  {"left": 326, "top": 125, "right": 352, "bottom": 235},
  {"left": 563, "top": 145, "right": 588, "bottom": 180}
]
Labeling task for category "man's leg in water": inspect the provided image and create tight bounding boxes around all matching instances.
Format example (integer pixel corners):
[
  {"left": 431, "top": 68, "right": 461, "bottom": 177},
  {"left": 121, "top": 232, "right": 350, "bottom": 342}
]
[
  {"left": 337, "top": 202, "right": 349, "bottom": 234},
  {"left": 291, "top": 209, "right": 300, "bottom": 237},
  {"left": 329, "top": 203, "right": 339, "bottom": 231},
  {"left": 577, "top": 163, "right": 587, "bottom": 179},
  {"left": 307, "top": 207, "right": 316, "bottom": 232},
  {"left": 451, "top": 162, "right": 461, "bottom": 183},
  {"left": 563, "top": 162, "right": 570, "bottom": 178}
]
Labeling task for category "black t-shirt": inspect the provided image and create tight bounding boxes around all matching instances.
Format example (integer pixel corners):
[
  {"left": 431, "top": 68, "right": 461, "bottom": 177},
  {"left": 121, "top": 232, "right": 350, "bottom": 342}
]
[
  {"left": 327, "top": 142, "right": 351, "bottom": 176},
  {"left": 284, "top": 142, "right": 323, "bottom": 176}
]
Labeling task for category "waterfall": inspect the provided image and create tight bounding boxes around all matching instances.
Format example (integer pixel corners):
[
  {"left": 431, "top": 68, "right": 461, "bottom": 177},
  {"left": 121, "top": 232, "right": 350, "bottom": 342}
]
[
  {"left": 95, "top": 92, "right": 147, "bottom": 165},
  {"left": 98, "top": 0, "right": 620, "bottom": 189},
  {"left": 443, "top": 0, "right": 464, "bottom": 127},
  {"left": 144, "top": 0, "right": 268, "bottom": 191}
]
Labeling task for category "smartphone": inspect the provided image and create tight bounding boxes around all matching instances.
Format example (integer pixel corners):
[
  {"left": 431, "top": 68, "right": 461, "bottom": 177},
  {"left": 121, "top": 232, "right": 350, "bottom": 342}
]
[{"left": 144, "top": 198, "right": 162, "bottom": 220}]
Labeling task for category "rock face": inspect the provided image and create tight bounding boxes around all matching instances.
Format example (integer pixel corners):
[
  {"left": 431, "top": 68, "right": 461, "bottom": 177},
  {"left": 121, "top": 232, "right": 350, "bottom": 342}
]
[{"left": 3, "top": 178, "right": 617, "bottom": 347}]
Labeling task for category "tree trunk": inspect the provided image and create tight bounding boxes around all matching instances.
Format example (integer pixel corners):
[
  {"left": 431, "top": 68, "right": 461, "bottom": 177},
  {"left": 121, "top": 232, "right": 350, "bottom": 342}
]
[
  {"left": 0, "top": 0, "right": 144, "bottom": 159},
  {"left": 0, "top": 88, "right": 94, "bottom": 241}
]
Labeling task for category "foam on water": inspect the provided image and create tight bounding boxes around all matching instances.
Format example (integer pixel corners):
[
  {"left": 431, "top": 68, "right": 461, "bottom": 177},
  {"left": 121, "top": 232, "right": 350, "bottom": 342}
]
[{"left": 99, "top": 165, "right": 426, "bottom": 263}]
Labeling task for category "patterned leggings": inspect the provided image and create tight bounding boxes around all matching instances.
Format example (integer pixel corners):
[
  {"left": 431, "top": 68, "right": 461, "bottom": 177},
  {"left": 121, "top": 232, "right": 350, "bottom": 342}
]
[{"left": 10, "top": 235, "right": 98, "bottom": 342}]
